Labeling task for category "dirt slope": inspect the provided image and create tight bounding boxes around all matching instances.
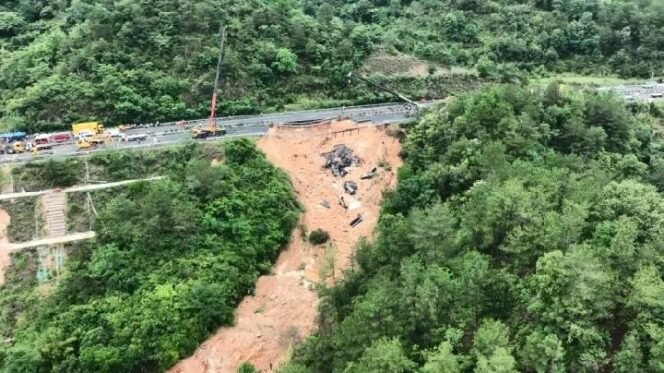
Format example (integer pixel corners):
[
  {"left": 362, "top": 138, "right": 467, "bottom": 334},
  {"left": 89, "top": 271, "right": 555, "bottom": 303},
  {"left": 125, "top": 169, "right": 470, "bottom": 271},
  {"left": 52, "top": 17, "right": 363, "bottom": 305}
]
[
  {"left": 169, "top": 120, "right": 402, "bottom": 372},
  {"left": 0, "top": 209, "right": 10, "bottom": 285}
]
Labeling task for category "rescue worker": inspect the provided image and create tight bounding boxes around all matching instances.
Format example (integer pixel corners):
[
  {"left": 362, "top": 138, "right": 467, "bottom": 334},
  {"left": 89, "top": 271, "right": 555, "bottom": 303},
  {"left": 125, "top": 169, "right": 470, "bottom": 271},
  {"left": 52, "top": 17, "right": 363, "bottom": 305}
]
[{"left": 339, "top": 195, "right": 348, "bottom": 210}]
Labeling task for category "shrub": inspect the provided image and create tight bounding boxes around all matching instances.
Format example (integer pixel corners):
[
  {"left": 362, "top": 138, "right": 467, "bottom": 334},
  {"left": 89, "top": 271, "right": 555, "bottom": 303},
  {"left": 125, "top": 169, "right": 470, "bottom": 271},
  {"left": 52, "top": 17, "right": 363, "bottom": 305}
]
[
  {"left": 237, "top": 362, "right": 259, "bottom": 373},
  {"left": 308, "top": 229, "right": 330, "bottom": 245},
  {"left": 298, "top": 223, "right": 308, "bottom": 241}
]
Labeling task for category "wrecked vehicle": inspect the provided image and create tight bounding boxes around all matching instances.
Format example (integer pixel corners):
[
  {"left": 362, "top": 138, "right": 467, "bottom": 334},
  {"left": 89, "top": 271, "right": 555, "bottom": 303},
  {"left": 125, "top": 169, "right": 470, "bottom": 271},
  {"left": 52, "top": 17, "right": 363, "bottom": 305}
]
[{"left": 323, "top": 144, "right": 361, "bottom": 177}]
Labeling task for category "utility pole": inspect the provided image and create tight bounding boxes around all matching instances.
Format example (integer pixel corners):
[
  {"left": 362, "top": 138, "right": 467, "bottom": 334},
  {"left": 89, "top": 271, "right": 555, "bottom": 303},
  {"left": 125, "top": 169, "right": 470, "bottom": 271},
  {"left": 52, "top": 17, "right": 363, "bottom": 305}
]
[{"left": 209, "top": 25, "right": 227, "bottom": 127}]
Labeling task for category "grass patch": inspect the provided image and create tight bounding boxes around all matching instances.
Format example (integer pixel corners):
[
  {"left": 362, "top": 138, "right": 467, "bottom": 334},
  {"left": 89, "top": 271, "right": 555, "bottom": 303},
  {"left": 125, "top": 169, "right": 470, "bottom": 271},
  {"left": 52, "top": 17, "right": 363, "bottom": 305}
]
[
  {"left": 319, "top": 244, "right": 337, "bottom": 281},
  {"left": 283, "top": 96, "right": 355, "bottom": 111},
  {"left": 360, "top": 51, "right": 476, "bottom": 77},
  {"left": 377, "top": 158, "right": 392, "bottom": 171},
  {"left": 534, "top": 74, "right": 641, "bottom": 87},
  {"left": 1, "top": 197, "right": 38, "bottom": 242},
  {"left": 66, "top": 193, "right": 92, "bottom": 233}
]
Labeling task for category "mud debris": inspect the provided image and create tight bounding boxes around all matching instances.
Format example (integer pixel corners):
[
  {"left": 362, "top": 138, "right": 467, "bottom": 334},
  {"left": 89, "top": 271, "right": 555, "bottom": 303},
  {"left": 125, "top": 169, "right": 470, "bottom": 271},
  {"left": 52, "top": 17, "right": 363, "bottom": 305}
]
[
  {"left": 361, "top": 167, "right": 378, "bottom": 180},
  {"left": 350, "top": 214, "right": 363, "bottom": 228},
  {"left": 169, "top": 120, "right": 402, "bottom": 373}
]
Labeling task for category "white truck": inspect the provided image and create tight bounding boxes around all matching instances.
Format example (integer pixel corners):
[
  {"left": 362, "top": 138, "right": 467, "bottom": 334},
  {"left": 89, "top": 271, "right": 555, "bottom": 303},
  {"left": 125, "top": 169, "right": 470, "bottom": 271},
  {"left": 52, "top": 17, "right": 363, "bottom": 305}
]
[
  {"left": 121, "top": 134, "right": 147, "bottom": 142},
  {"left": 105, "top": 128, "right": 122, "bottom": 138}
]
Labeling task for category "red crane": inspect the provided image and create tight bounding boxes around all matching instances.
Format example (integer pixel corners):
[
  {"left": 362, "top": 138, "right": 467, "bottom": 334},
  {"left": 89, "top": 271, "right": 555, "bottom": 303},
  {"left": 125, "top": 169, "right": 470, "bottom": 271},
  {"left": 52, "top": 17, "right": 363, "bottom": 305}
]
[{"left": 193, "top": 26, "right": 228, "bottom": 139}]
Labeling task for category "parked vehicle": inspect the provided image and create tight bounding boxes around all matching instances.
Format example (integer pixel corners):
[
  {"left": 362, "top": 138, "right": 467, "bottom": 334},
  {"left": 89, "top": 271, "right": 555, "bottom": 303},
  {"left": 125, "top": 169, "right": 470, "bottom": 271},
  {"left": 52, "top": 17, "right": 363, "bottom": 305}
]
[
  {"left": 122, "top": 133, "right": 147, "bottom": 142},
  {"left": 192, "top": 125, "right": 226, "bottom": 139},
  {"left": 0, "top": 132, "right": 26, "bottom": 143},
  {"left": 1, "top": 141, "right": 25, "bottom": 154},
  {"left": 105, "top": 128, "right": 122, "bottom": 138},
  {"left": 35, "top": 143, "right": 53, "bottom": 151},
  {"left": 72, "top": 122, "right": 104, "bottom": 137},
  {"left": 49, "top": 132, "right": 71, "bottom": 143},
  {"left": 76, "top": 131, "right": 94, "bottom": 141},
  {"left": 76, "top": 135, "right": 109, "bottom": 150},
  {"left": 76, "top": 138, "right": 93, "bottom": 150},
  {"left": 34, "top": 134, "right": 50, "bottom": 145}
]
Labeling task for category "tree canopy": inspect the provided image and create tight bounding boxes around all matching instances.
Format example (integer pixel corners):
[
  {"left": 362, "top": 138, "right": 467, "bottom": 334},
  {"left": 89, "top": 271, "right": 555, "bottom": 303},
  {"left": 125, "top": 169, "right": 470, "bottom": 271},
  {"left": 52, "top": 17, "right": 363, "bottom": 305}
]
[
  {"left": 0, "top": 140, "right": 300, "bottom": 372},
  {"left": 287, "top": 85, "right": 664, "bottom": 372},
  {"left": 0, "top": 0, "right": 662, "bottom": 132}
]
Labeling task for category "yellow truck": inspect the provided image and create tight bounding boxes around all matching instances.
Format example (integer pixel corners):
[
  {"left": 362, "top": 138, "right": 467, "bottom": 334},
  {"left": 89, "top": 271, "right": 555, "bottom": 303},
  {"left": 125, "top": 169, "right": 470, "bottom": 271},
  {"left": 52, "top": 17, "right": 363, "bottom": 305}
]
[
  {"left": 1, "top": 141, "right": 25, "bottom": 154},
  {"left": 76, "top": 134, "right": 111, "bottom": 151},
  {"left": 72, "top": 122, "right": 104, "bottom": 137}
]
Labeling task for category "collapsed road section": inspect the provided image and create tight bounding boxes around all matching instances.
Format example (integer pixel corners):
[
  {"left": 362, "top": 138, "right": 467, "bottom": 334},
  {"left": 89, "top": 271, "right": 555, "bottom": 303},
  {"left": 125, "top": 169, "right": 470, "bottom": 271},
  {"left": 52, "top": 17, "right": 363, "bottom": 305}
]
[{"left": 169, "top": 119, "right": 403, "bottom": 372}]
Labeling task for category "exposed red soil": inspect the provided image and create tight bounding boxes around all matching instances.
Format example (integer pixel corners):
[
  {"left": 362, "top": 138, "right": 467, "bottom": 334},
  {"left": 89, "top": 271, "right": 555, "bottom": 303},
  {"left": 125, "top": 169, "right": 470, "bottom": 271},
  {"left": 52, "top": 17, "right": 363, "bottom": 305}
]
[
  {"left": 169, "top": 120, "right": 402, "bottom": 372},
  {"left": 0, "top": 208, "right": 10, "bottom": 286}
]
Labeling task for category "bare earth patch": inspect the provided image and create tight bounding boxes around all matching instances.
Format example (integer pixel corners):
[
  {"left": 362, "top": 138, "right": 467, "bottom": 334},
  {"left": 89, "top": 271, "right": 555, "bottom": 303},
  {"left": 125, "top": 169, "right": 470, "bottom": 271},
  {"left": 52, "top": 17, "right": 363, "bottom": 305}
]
[
  {"left": 359, "top": 50, "right": 477, "bottom": 77},
  {"left": 169, "top": 120, "right": 402, "bottom": 372},
  {"left": 0, "top": 208, "right": 10, "bottom": 285}
]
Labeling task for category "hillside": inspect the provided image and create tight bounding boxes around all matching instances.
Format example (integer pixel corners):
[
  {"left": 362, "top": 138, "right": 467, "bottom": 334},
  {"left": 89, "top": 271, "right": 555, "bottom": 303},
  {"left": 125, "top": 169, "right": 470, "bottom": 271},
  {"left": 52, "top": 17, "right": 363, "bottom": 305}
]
[
  {"left": 0, "top": 141, "right": 300, "bottom": 372},
  {"left": 171, "top": 120, "right": 403, "bottom": 372},
  {"left": 1, "top": 0, "right": 663, "bottom": 371},
  {"left": 1, "top": 0, "right": 662, "bottom": 132},
  {"left": 285, "top": 85, "right": 664, "bottom": 372}
]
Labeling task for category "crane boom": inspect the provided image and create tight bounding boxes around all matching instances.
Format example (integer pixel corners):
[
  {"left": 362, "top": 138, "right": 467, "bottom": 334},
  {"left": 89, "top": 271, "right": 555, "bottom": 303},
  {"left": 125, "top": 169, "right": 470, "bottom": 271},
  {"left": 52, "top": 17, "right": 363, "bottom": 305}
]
[
  {"left": 209, "top": 25, "right": 227, "bottom": 124},
  {"left": 192, "top": 26, "right": 228, "bottom": 139}
]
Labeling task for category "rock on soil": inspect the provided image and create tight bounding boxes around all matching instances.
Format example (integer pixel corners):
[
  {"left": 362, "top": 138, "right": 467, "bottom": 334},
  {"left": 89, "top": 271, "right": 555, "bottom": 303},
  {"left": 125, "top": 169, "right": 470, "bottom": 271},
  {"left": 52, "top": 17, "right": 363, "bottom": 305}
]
[{"left": 169, "top": 120, "right": 402, "bottom": 372}]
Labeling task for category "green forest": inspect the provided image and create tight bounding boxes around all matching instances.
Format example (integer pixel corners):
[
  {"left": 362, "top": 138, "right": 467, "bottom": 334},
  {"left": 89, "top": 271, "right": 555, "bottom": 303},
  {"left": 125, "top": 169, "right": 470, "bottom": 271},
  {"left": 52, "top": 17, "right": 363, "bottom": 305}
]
[
  {"left": 1, "top": 0, "right": 664, "bottom": 372},
  {"left": 284, "top": 85, "right": 664, "bottom": 372},
  {"left": 0, "top": 141, "right": 300, "bottom": 372},
  {"left": 0, "top": 0, "right": 663, "bottom": 131}
]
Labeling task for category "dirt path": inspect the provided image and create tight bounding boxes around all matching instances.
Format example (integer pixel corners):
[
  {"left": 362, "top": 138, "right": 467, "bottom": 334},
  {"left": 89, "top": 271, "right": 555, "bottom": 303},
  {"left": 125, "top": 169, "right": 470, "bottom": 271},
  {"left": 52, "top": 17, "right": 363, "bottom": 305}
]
[
  {"left": 0, "top": 176, "right": 164, "bottom": 201},
  {"left": 8, "top": 231, "right": 95, "bottom": 252},
  {"left": 169, "top": 120, "right": 402, "bottom": 372},
  {"left": 0, "top": 208, "right": 10, "bottom": 286}
]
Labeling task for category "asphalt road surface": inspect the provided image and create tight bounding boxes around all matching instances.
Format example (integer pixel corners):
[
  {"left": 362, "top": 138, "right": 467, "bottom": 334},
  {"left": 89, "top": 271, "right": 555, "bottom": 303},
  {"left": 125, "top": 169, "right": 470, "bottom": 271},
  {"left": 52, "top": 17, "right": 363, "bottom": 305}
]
[
  {"left": 598, "top": 82, "right": 664, "bottom": 102},
  {"left": 5, "top": 81, "right": 659, "bottom": 165},
  {"left": 0, "top": 102, "right": 438, "bottom": 164}
]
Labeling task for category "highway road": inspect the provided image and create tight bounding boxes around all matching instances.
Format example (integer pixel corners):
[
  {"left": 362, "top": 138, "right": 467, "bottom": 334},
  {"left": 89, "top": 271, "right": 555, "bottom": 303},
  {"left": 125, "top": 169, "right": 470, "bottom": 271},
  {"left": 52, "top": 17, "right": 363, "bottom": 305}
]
[
  {"left": 0, "top": 101, "right": 438, "bottom": 164},
  {"left": 2, "top": 81, "right": 660, "bottom": 165},
  {"left": 598, "top": 82, "right": 664, "bottom": 102}
]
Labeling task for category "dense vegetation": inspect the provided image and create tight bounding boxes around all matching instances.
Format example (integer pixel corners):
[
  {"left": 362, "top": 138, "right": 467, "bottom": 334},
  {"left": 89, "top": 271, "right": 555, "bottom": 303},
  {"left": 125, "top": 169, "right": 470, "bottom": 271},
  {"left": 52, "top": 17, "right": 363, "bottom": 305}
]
[
  {"left": 3, "top": 144, "right": 230, "bottom": 241},
  {"left": 0, "top": 140, "right": 300, "bottom": 372},
  {"left": 286, "top": 85, "right": 664, "bottom": 372},
  {"left": 1, "top": 0, "right": 662, "bottom": 131}
]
